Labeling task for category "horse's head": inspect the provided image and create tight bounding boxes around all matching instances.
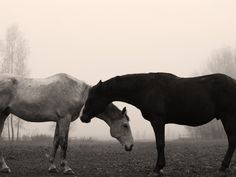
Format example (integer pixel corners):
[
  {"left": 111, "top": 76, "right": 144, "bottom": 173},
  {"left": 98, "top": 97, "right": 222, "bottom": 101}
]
[
  {"left": 81, "top": 80, "right": 109, "bottom": 123},
  {"left": 104, "top": 106, "right": 133, "bottom": 151},
  {"left": 81, "top": 81, "right": 134, "bottom": 151}
]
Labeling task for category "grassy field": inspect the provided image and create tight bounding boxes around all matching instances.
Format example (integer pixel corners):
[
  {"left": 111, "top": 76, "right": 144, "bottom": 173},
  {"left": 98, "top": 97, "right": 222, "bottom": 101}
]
[{"left": 0, "top": 139, "right": 236, "bottom": 177}]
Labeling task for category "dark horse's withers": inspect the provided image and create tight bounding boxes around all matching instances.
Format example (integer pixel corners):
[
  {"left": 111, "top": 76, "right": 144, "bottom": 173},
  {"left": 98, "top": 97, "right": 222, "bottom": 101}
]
[{"left": 81, "top": 72, "right": 236, "bottom": 176}]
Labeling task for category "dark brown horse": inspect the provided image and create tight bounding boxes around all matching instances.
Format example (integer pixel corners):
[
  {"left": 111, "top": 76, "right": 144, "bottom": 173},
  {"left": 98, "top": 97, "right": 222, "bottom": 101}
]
[{"left": 81, "top": 72, "right": 236, "bottom": 176}]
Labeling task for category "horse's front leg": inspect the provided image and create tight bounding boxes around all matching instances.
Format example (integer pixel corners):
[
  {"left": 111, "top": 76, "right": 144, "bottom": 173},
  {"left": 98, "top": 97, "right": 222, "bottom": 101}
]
[
  {"left": 149, "top": 120, "right": 165, "bottom": 176},
  {"left": 58, "top": 115, "right": 74, "bottom": 175},
  {"left": 48, "top": 123, "right": 60, "bottom": 173},
  {"left": 0, "top": 112, "right": 11, "bottom": 173}
]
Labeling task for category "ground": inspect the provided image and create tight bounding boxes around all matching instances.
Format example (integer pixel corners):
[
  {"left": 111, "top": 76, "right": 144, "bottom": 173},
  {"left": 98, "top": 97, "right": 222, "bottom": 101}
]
[{"left": 0, "top": 139, "right": 236, "bottom": 177}]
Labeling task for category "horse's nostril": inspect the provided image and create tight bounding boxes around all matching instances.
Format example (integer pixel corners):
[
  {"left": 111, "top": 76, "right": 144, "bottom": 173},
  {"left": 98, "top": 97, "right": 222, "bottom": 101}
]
[
  {"left": 80, "top": 116, "right": 91, "bottom": 123},
  {"left": 125, "top": 144, "right": 133, "bottom": 151}
]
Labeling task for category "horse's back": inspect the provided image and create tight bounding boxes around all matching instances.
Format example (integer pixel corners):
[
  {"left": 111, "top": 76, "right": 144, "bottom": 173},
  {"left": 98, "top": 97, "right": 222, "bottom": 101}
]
[
  {"left": 156, "top": 73, "right": 236, "bottom": 125},
  {"left": 7, "top": 73, "right": 88, "bottom": 122},
  {"left": 14, "top": 73, "right": 85, "bottom": 99}
]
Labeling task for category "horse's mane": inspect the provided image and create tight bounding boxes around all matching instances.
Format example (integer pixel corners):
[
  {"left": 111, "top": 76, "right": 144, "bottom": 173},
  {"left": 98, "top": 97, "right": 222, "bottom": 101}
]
[{"left": 100, "top": 72, "right": 176, "bottom": 93}]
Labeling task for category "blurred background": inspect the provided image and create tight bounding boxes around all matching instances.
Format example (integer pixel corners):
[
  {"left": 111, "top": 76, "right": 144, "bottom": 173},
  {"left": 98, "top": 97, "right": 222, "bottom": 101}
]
[{"left": 0, "top": 0, "right": 236, "bottom": 142}]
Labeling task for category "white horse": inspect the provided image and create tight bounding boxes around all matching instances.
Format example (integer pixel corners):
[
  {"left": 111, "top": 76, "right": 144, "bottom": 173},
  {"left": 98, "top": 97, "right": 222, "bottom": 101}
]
[{"left": 0, "top": 73, "right": 134, "bottom": 174}]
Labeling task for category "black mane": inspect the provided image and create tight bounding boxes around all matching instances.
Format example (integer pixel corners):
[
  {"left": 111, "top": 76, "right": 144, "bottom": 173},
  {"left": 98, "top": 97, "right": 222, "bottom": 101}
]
[{"left": 99, "top": 72, "right": 177, "bottom": 96}]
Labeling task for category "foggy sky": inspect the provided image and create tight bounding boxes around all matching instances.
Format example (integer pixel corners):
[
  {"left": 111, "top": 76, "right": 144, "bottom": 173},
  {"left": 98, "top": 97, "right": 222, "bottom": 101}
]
[{"left": 0, "top": 0, "right": 236, "bottom": 140}]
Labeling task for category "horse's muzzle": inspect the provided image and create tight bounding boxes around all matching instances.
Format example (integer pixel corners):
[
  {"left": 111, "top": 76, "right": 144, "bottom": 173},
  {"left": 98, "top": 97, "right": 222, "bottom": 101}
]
[
  {"left": 80, "top": 115, "right": 91, "bottom": 123},
  {"left": 125, "top": 144, "right": 133, "bottom": 152}
]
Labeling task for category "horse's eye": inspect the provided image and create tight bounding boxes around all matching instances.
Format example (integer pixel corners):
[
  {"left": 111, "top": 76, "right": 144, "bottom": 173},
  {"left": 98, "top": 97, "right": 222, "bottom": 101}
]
[{"left": 123, "top": 124, "right": 128, "bottom": 128}]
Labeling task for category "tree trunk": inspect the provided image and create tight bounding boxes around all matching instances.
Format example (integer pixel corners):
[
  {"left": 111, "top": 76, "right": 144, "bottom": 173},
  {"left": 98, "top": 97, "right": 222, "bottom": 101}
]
[
  {"left": 1, "top": 25, "right": 29, "bottom": 142},
  {"left": 10, "top": 114, "right": 14, "bottom": 141},
  {"left": 17, "top": 119, "right": 20, "bottom": 141},
  {"left": 10, "top": 40, "right": 14, "bottom": 142},
  {"left": 7, "top": 117, "right": 10, "bottom": 141}
]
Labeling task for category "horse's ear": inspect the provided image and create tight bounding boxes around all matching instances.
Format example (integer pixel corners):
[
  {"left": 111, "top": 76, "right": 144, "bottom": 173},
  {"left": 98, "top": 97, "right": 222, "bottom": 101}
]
[
  {"left": 122, "top": 107, "right": 127, "bottom": 115},
  {"left": 96, "top": 80, "right": 102, "bottom": 87},
  {"left": 94, "top": 80, "right": 103, "bottom": 90}
]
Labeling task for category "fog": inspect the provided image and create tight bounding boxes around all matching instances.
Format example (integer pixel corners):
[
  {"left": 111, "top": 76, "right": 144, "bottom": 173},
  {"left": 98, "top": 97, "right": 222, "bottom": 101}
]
[{"left": 0, "top": 0, "right": 236, "bottom": 140}]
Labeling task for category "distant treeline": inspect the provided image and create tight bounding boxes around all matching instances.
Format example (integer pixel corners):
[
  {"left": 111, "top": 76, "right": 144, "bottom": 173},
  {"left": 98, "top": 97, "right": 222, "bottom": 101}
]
[{"left": 0, "top": 134, "right": 100, "bottom": 144}]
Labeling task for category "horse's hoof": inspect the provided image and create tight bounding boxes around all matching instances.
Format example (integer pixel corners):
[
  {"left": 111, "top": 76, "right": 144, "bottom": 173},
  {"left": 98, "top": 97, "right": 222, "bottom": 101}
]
[
  {"left": 148, "top": 170, "right": 164, "bottom": 177},
  {"left": 219, "top": 166, "right": 227, "bottom": 172},
  {"left": 219, "top": 167, "right": 231, "bottom": 173},
  {"left": 63, "top": 168, "right": 75, "bottom": 175},
  {"left": 0, "top": 167, "right": 11, "bottom": 173},
  {"left": 48, "top": 167, "right": 58, "bottom": 173},
  {"left": 217, "top": 168, "right": 231, "bottom": 177},
  {"left": 48, "top": 164, "right": 58, "bottom": 173}
]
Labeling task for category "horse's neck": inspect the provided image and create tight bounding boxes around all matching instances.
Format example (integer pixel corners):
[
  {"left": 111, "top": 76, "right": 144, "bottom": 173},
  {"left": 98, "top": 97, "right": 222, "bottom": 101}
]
[
  {"left": 96, "top": 103, "right": 121, "bottom": 126},
  {"left": 96, "top": 108, "right": 112, "bottom": 126},
  {"left": 102, "top": 78, "right": 143, "bottom": 108},
  {"left": 72, "top": 79, "right": 91, "bottom": 110},
  {"left": 80, "top": 83, "right": 91, "bottom": 105}
]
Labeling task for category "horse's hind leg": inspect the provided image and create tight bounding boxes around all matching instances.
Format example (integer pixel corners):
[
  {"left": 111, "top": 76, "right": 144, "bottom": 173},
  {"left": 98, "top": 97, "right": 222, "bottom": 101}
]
[
  {"left": 58, "top": 115, "right": 74, "bottom": 175},
  {"left": 0, "top": 111, "right": 10, "bottom": 173},
  {"left": 48, "top": 122, "right": 60, "bottom": 173},
  {"left": 220, "top": 117, "right": 236, "bottom": 172}
]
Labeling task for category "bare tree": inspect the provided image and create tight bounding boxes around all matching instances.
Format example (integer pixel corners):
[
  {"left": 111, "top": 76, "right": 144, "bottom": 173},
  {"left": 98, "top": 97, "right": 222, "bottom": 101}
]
[
  {"left": 1, "top": 25, "right": 29, "bottom": 141},
  {"left": 207, "top": 48, "right": 236, "bottom": 78},
  {"left": 0, "top": 40, "right": 4, "bottom": 56},
  {"left": 0, "top": 38, "right": 11, "bottom": 141}
]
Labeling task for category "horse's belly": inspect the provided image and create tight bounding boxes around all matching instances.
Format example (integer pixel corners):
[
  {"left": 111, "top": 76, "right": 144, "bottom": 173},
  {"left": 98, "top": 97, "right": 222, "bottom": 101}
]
[
  {"left": 166, "top": 101, "right": 216, "bottom": 126},
  {"left": 11, "top": 110, "right": 58, "bottom": 122},
  {"left": 167, "top": 114, "right": 215, "bottom": 126},
  {"left": 9, "top": 104, "right": 59, "bottom": 122}
]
